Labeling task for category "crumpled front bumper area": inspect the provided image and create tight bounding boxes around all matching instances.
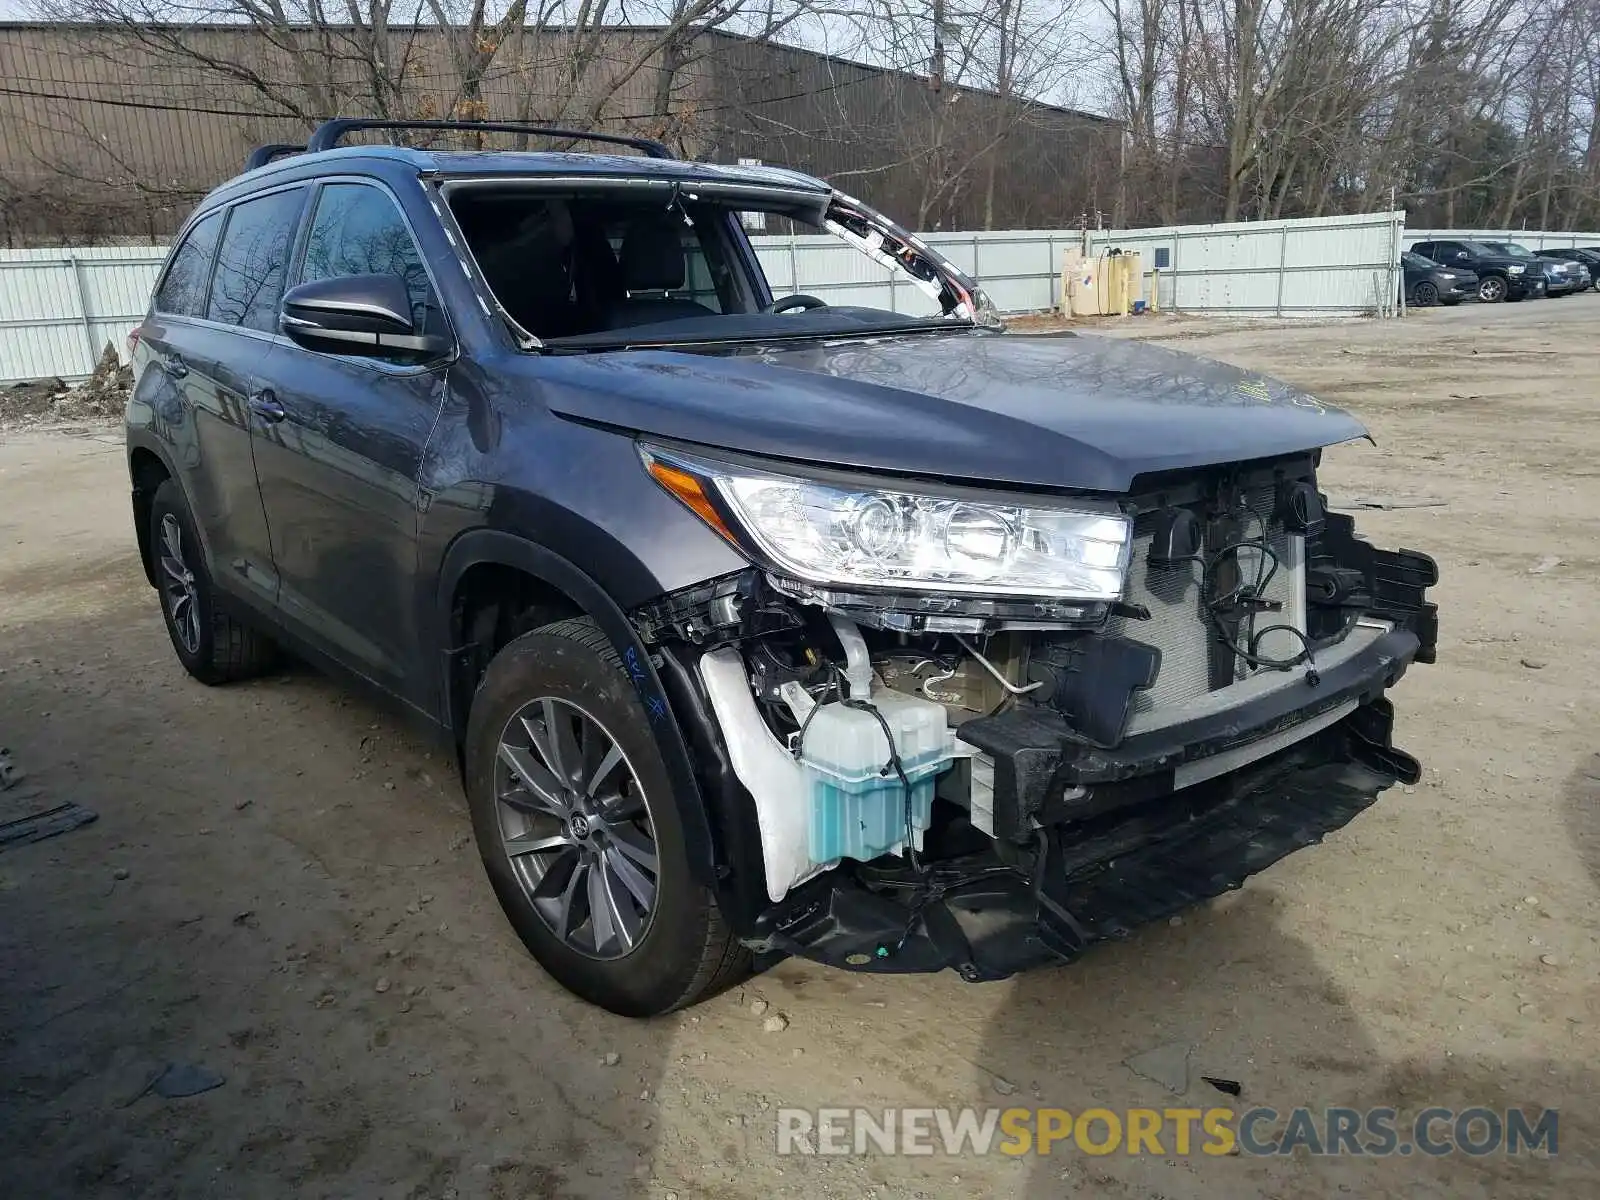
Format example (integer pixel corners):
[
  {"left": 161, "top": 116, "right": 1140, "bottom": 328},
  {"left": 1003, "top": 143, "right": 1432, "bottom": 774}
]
[{"left": 753, "top": 694, "right": 1417, "bottom": 982}]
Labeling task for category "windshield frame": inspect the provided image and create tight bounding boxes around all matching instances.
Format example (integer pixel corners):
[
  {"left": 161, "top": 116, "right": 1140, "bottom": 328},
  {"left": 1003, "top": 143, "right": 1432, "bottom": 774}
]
[{"left": 430, "top": 173, "right": 998, "bottom": 351}]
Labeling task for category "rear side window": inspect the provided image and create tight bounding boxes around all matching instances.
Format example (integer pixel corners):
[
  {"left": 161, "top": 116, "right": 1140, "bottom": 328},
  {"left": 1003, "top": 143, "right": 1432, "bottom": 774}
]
[
  {"left": 154, "top": 211, "right": 223, "bottom": 317},
  {"left": 207, "top": 188, "right": 307, "bottom": 332},
  {"left": 299, "top": 182, "right": 439, "bottom": 334}
]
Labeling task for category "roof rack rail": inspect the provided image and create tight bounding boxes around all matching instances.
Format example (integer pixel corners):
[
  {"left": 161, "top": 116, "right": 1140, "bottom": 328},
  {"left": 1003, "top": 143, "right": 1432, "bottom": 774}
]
[
  {"left": 305, "top": 118, "right": 675, "bottom": 159},
  {"left": 244, "top": 143, "right": 307, "bottom": 172}
]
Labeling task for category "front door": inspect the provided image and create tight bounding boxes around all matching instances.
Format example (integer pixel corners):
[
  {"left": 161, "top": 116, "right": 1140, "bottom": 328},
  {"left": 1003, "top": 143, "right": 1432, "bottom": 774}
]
[{"left": 248, "top": 179, "right": 453, "bottom": 704}]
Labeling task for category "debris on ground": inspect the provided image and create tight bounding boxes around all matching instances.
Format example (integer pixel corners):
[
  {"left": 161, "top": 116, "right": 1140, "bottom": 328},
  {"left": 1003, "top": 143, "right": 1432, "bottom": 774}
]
[
  {"left": 0, "top": 748, "right": 20, "bottom": 791},
  {"left": 1528, "top": 556, "right": 1563, "bottom": 574},
  {"left": 761, "top": 1013, "right": 789, "bottom": 1034},
  {"left": 1201, "top": 1076, "right": 1243, "bottom": 1097},
  {"left": 60, "top": 344, "right": 133, "bottom": 421},
  {"left": 0, "top": 344, "right": 131, "bottom": 430},
  {"left": 1123, "top": 1041, "right": 1191, "bottom": 1093},
  {"left": 0, "top": 377, "right": 69, "bottom": 427},
  {"left": 1341, "top": 495, "right": 1449, "bottom": 510},
  {"left": 600, "top": 1051, "right": 620, "bottom": 1067},
  {"left": 1520, "top": 658, "right": 1547, "bottom": 670},
  {"left": 149, "top": 1062, "right": 226, "bottom": 1099},
  {"left": 991, "top": 1075, "right": 1018, "bottom": 1096},
  {"left": 748, "top": 997, "right": 769, "bottom": 1017},
  {"left": 0, "top": 801, "right": 98, "bottom": 848}
]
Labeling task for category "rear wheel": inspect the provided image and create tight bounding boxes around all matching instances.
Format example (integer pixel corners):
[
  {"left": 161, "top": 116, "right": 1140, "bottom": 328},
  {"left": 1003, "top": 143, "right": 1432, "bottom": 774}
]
[
  {"left": 1413, "top": 281, "right": 1439, "bottom": 306},
  {"left": 1478, "top": 276, "right": 1507, "bottom": 303},
  {"left": 464, "top": 617, "right": 748, "bottom": 1016},
  {"left": 149, "top": 479, "right": 277, "bottom": 684}
]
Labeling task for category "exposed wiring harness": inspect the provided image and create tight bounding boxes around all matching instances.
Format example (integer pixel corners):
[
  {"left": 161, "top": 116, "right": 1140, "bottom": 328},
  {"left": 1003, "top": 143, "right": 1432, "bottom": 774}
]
[{"left": 1164, "top": 512, "right": 1361, "bottom": 686}]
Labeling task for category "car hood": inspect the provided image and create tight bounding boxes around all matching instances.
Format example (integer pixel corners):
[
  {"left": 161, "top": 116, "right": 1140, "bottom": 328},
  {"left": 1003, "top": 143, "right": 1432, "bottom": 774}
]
[{"left": 542, "top": 330, "right": 1370, "bottom": 493}]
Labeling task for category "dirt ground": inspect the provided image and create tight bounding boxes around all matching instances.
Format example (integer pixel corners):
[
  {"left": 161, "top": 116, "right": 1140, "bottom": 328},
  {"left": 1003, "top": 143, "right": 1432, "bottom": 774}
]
[{"left": 2, "top": 297, "right": 1597, "bottom": 1199}]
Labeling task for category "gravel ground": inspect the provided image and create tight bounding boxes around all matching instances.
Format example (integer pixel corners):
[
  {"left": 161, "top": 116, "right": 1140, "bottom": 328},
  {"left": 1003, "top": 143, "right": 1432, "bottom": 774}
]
[{"left": 1, "top": 297, "right": 1596, "bottom": 1199}]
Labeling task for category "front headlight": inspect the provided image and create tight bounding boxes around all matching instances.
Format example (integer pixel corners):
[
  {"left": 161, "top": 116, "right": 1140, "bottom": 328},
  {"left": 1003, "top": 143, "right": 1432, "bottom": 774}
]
[
  {"left": 641, "top": 445, "right": 1133, "bottom": 601},
  {"left": 1507, "top": 264, "right": 1525, "bottom": 274}
]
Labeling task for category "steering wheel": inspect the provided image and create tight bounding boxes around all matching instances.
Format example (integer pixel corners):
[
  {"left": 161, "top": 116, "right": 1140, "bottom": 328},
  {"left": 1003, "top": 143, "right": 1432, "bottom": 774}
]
[{"left": 764, "top": 293, "right": 828, "bottom": 314}]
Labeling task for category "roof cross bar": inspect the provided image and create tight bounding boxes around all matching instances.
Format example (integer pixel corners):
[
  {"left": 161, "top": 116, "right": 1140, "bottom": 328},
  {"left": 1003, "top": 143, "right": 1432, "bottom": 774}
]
[
  {"left": 244, "top": 143, "right": 306, "bottom": 172},
  {"left": 305, "top": 118, "right": 675, "bottom": 159}
]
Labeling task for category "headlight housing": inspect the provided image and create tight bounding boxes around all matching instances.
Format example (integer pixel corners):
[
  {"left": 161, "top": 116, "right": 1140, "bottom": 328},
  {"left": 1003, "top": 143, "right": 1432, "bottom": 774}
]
[
  {"left": 1507, "top": 264, "right": 1525, "bottom": 274},
  {"left": 641, "top": 445, "right": 1133, "bottom": 601}
]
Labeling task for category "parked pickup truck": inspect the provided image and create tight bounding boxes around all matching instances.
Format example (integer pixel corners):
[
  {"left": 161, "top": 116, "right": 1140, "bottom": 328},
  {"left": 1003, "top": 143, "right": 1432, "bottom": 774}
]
[{"left": 1410, "top": 239, "right": 1545, "bottom": 302}]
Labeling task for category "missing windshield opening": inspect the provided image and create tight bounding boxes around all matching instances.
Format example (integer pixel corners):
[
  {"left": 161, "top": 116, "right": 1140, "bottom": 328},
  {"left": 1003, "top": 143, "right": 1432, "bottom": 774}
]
[{"left": 442, "top": 179, "right": 994, "bottom": 348}]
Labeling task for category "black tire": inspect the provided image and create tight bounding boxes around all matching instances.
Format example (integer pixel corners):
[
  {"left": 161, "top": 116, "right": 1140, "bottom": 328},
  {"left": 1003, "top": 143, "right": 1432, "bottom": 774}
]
[
  {"left": 148, "top": 479, "right": 278, "bottom": 685},
  {"left": 1478, "top": 275, "right": 1507, "bottom": 303},
  {"left": 1413, "top": 281, "right": 1439, "bottom": 306},
  {"left": 464, "top": 617, "right": 748, "bottom": 1016},
  {"left": 1440, "top": 297, "right": 1461, "bottom": 306}
]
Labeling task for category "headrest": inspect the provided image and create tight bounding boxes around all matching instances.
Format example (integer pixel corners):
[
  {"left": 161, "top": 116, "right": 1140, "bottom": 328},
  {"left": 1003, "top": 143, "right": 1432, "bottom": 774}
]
[{"left": 619, "top": 215, "right": 686, "bottom": 292}]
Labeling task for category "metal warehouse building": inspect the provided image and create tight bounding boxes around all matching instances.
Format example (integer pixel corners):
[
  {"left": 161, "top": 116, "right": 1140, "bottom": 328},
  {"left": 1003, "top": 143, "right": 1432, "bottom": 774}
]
[{"left": 0, "top": 22, "right": 1121, "bottom": 245}]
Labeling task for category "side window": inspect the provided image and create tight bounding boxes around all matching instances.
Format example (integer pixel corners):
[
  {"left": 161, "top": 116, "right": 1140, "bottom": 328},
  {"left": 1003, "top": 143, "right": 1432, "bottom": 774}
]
[
  {"left": 154, "top": 211, "right": 223, "bottom": 317},
  {"left": 207, "top": 188, "right": 307, "bottom": 333},
  {"left": 298, "top": 182, "right": 441, "bottom": 336}
]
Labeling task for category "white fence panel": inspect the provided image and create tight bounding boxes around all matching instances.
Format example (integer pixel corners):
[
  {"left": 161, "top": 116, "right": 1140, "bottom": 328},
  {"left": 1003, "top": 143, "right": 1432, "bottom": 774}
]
[
  {"left": 1088, "top": 211, "right": 1405, "bottom": 317},
  {"left": 4, "top": 213, "right": 1412, "bottom": 384},
  {"left": 749, "top": 229, "right": 1073, "bottom": 318},
  {"left": 0, "top": 246, "right": 165, "bottom": 384}
]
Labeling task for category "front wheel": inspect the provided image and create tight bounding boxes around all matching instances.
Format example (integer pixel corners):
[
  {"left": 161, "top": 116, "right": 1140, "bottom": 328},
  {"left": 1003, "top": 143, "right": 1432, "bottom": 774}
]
[
  {"left": 1478, "top": 276, "right": 1507, "bottom": 303},
  {"left": 464, "top": 617, "right": 748, "bottom": 1016},
  {"left": 1413, "top": 281, "right": 1439, "bottom": 306}
]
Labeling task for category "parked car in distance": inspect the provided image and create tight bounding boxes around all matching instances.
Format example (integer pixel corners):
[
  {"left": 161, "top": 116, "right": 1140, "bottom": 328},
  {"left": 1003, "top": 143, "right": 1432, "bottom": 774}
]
[
  {"left": 1401, "top": 251, "right": 1477, "bottom": 307},
  {"left": 126, "top": 118, "right": 1439, "bottom": 1017},
  {"left": 1409, "top": 239, "right": 1545, "bottom": 302},
  {"left": 1479, "top": 240, "right": 1577, "bottom": 297},
  {"left": 1534, "top": 248, "right": 1597, "bottom": 292}
]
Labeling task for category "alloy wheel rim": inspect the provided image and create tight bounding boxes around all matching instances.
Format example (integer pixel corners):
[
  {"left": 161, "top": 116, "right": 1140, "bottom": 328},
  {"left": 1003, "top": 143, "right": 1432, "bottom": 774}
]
[
  {"left": 1481, "top": 278, "right": 1504, "bottom": 301},
  {"left": 493, "top": 696, "right": 660, "bottom": 960},
  {"left": 158, "top": 513, "right": 201, "bottom": 654}
]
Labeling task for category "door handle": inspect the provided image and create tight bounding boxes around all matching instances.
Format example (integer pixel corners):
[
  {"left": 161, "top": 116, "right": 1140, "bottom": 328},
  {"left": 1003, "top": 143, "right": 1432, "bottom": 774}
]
[
  {"left": 164, "top": 353, "right": 189, "bottom": 379},
  {"left": 248, "top": 389, "right": 286, "bottom": 423}
]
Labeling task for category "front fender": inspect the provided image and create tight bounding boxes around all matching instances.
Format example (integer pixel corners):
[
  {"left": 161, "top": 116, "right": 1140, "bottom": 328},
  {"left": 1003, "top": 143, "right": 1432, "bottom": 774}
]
[{"left": 432, "top": 529, "right": 765, "bottom": 927}]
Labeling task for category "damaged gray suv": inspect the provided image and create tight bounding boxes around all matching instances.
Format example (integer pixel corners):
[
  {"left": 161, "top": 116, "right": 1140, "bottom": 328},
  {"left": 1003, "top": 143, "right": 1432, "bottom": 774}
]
[{"left": 125, "top": 119, "right": 1438, "bottom": 1016}]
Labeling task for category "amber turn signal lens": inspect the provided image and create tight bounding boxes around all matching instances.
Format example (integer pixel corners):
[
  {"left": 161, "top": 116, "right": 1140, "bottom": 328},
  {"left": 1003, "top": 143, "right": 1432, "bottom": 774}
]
[{"left": 646, "top": 459, "right": 739, "bottom": 544}]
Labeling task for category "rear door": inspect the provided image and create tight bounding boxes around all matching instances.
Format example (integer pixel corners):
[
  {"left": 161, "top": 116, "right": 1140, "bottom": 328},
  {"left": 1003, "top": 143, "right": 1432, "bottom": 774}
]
[
  {"left": 134, "top": 206, "right": 223, "bottom": 479},
  {"left": 183, "top": 184, "right": 309, "bottom": 610},
  {"left": 249, "top": 177, "right": 453, "bottom": 704}
]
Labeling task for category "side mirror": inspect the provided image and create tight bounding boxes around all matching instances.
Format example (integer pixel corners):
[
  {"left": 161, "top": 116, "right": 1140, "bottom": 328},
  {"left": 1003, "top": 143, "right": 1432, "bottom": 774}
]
[{"left": 281, "top": 274, "right": 449, "bottom": 358}]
